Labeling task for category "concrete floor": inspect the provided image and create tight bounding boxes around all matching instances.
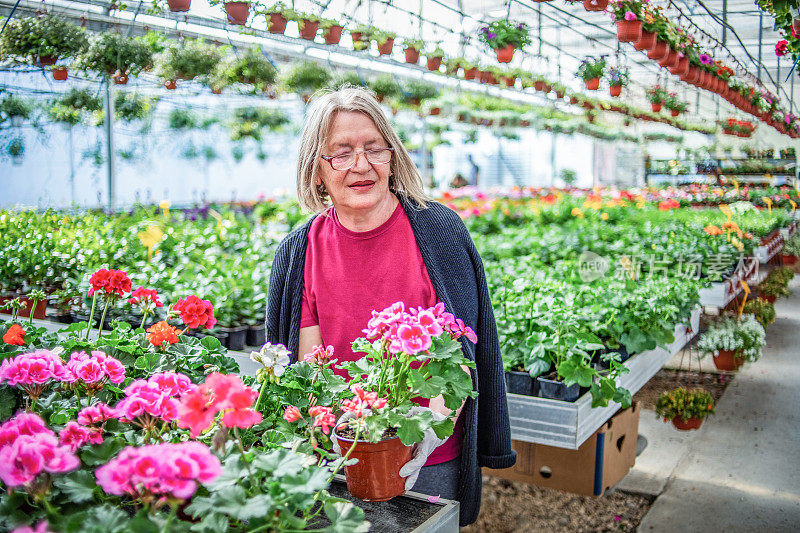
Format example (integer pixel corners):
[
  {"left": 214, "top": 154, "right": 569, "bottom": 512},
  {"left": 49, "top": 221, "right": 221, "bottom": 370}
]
[{"left": 635, "top": 277, "right": 800, "bottom": 532}]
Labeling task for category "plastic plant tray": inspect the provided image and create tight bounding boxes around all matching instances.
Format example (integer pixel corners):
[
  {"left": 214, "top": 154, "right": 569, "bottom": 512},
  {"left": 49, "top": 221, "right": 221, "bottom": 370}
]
[
  {"left": 506, "top": 308, "right": 700, "bottom": 450},
  {"left": 698, "top": 257, "right": 760, "bottom": 309}
]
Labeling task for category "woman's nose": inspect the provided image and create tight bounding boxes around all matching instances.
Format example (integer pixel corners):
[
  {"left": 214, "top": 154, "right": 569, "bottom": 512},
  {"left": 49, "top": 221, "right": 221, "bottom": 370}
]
[{"left": 351, "top": 151, "right": 372, "bottom": 172}]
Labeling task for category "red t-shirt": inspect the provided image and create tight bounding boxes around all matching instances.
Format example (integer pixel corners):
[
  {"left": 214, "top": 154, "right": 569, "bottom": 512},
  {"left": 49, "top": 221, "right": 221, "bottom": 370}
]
[{"left": 300, "top": 202, "right": 463, "bottom": 465}]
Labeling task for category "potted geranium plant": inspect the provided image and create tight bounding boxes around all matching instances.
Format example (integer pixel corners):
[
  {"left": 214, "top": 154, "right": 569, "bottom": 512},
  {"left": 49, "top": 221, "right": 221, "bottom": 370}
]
[
  {"left": 296, "top": 12, "right": 321, "bottom": 40},
  {"left": 606, "top": 66, "right": 629, "bottom": 97},
  {"left": 656, "top": 387, "right": 715, "bottom": 430},
  {"left": 664, "top": 92, "right": 688, "bottom": 117},
  {"left": 647, "top": 85, "right": 666, "bottom": 112},
  {"left": 478, "top": 19, "right": 531, "bottom": 63},
  {"left": 576, "top": 56, "right": 606, "bottom": 90},
  {"left": 331, "top": 301, "right": 477, "bottom": 501},
  {"left": 696, "top": 314, "right": 766, "bottom": 371},
  {"left": 425, "top": 45, "right": 446, "bottom": 71},
  {"left": 0, "top": 14, "right": 88, "bottom": 75},
  {"left": 321, "top": 18, "right": 344, "bottom": 44},
  {"left": 282, "top": 60, "right": 331, "bottom": 102},
  {"left": 261, "top": 2, "right": 295, "bottom": 34},
  {"left": 373, "top": 30, "right": 396, "bottom": 55},
  {"left": 402, "top": 37, "right": 424, "bottom": 64},
  {"left": 78, "top": 31, "right": 154, "bottom": 84},
  {"left": 350, "top": 24, "right": 375, "bottom": 51},
  {"left": 208, "top": 0, "right": 251, "bottom": 25},
  {"left": 608, "top": 0, "right": 644, "bottom": 43}
]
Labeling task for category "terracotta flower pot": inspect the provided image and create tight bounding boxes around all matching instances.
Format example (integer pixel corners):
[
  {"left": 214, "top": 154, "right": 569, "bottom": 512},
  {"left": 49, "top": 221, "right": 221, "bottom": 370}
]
[
  {"left": 113, "top": 72, "right": 128, "bottom": 85},
  {"left": 211, "top": 87, "right": 222, "bottom": 95},
  {"left": 463, "top": 67, "right": 478, "bottom": 80},
  {"left": 495, "top": 44, "right": 515, "bottom": 63},
  {"left": 659, "top": 50, "right": 679, "bottom": 68},
  {"left": 633, "top": 30, "right": 656, "bottom": 51},
  {"left": 533, "top": 80, "right": 546, "bottom": 92},
  {"left": 610, "top": 84, "right": 622, "bottom": 97},
  {"left": 429, "top": 107, "right": 441, "bottom": 116},
  {"left": 647, "top": 41, "right": 669, "bottom": 61},
  {"left": 669, "top": 57, "right": 690, "bottom": 76},
  {"left": 224, "top": 2, "right": 250, "bottom": 25},
  {"left": 334, "top": 428, "right": 413, "bottom": 502},
  {"left": 672, "top": 417, "right": 704, "bottom": 431},
  {"left": 377, "top": 38, "right": 394, "bottom": 56},
  {"left": 781, "top": 254, "right": 798, "bottom": 266},
  {"left": 713, "top": 349, "right": 743, "bottom": 371},
  {"left": 503, "top": 76, "right": 516, "bottom": 87},
  {"left": 164, "top": 79, "right": 177, "bottom": 90},
  {"left": 583, "top": 0, "right": 609, "bottom": 11},
  {"left": 323, "top": 25, "right": 343, "bottom": 44},
  {"left": 298, "top": 19, "right": 320, "bottom": 40},
  {"left": 584, "top": 77, "right": 600, "bottom": 90},
  {"left": 555, "top": 91, "right": 564, "bottom": 98},
  {"left": 268, "top": 13, "right": 288, "bottom": 34},
  {"left": 167, "top": 0, "right": 191, "bottom": 12},
  {"left": 404, "top": 47, "right": 420, "bottom": 64},
  {"left": 569, "top": 96, "right": 579, "bottom": 104},
  {"left": 426, "top": 56, "right": 442, "bottom": 71},
  {"left": 52, "top": 66, "right": 68, "bottom": 81},
  {"left": 616, "top": 19, "right": 642, "bottom": 43},
  {"left": 762, "top": 294, "right": 777, "bottom": 304}
]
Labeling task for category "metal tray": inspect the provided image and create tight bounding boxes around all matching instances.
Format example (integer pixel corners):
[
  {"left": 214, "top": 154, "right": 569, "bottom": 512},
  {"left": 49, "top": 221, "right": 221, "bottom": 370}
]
[{"left": 507, "top": 308, "right": 700, "bottom": 450}]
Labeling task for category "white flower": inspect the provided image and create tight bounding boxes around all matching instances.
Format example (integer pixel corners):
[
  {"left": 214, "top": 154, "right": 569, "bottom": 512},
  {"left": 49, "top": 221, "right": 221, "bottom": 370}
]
[{"left": 251, "top": 342, "right": 291, "bottom": 378}]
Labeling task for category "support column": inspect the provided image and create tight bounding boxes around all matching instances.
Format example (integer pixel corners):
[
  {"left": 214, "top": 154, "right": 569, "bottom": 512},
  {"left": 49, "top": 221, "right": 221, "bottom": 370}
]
[{"left": 103, "top": 80, "right": 116, "bottom": 210}]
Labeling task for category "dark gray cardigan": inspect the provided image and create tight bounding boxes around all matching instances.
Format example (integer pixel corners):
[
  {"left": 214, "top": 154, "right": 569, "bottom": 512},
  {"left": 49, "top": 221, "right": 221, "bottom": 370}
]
[{"left": 265, "top": 196, "right": 516, "bottom": 526}]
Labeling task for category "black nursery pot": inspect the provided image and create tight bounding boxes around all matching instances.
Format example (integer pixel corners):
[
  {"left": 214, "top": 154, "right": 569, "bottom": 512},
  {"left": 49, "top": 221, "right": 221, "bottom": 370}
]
[
  {"left": 221, "top": 326, "right": 248, "bottom": 351},
  {"left": 537, "top": 374, "right": 581, "bottom": 402},
  {"left": 246, "top": 325, "right": 266, "bottom": 347},
  {"left": 505, "top": 371, "right": 537, "bottom": 396}
]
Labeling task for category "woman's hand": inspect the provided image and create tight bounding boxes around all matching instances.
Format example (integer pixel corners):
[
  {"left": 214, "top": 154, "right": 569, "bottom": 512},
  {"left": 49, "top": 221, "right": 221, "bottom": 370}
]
[{"left": 298, "top": 325, "right": 323, "bottom": 361}]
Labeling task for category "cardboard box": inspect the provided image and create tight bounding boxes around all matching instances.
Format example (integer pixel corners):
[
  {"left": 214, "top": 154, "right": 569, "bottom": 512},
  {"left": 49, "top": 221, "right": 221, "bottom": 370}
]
[{"left": 485, "top": 402, "right": 640, "bottom": 496}]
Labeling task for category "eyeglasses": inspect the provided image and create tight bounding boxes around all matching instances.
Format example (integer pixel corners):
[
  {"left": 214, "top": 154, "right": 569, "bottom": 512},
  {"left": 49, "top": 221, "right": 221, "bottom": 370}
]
[{"left": 321, "top": 147, "right": 394, "bottom": 171}]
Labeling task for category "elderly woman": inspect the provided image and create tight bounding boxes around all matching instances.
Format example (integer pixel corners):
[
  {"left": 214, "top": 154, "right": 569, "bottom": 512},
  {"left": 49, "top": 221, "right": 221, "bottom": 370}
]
[{"left": 266, "top": 86, "right": 514, "bottom": 526}]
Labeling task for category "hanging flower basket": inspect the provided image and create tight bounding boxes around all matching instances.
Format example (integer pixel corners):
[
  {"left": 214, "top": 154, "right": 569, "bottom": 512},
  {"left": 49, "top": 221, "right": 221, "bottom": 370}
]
[
  {"left": 502, "top": 75, "right": 516, "bottom": 87},
  {"left": 584, "top": 77, "right": 600, "bottom": 90},
  {"left": 37, "top": 55, "right": 58, "bottom": 66},
  {"left": 463, "top": 67, "right": 478, "bottom": 80},
  {"left": 670, "top": 109, "right": 680, "bottom": 117},
  {"left": 52, "top": 66, "right": 68, "bottom": 81},
  {"left": 647, "top": 41, "right": 669, "bottom": 60},
  {"left": 669, "top": 57, "right": 690, "bottom": 76},
  {"left": 298, "top": 20, "right": 320, "bottom": 40},
  {"left": 267, "top": 12, "right": 288, "bottom": 34},
  {"left": 672, "top": 417, "right": 704, "bottom": 431},
  {"left": 583, "top": 0, "right": 609, "bottom": 11},
  {"left": 658, "top": 50, "right": 679, "bottom": 68},
  {"left": 323, "top": 25, "right": 343, "bottom": 44},
  {"left": 167, "top": 0, "right": 191, "bottom": 12},
  {"left": 164, "top": 79, "right": 177, "bottom": 90},
  {"left": 533, "top": 80, "right": 546, "bottom": 91},
  {"left": 610, "top": 84, "right": 622, "bottom": 97},
  {"left": 651, "top": 102, "right": 662, "bottom": 112},
  {"left": 633, "top": 30, "right": 656, "bottom": 51},
  {"left": 616, "top": 19, "right": 642, "bottom": 43},
  {"left": 377, "top": 38, "right": 394, "bottom": 56},
  {"left": 113, "top": 71, "right": 128, "bottom": 85},
  {"left": 495, "top": 43, "right": 515, "bottom": 63},
  {"left": 426, "top": 56, "right": 442, "bottom": 71},
  {"left": 429, "top": 107, "right": 441, "bottom": 116},
  {"left": 224, "top": 2, "right": 250, "bottom": 25},
  {"left": 713, "top": 349, "right": 744, "bottom": 371},
  {"left": 404, "top": 47, "right": 420, "bottom": 64}
]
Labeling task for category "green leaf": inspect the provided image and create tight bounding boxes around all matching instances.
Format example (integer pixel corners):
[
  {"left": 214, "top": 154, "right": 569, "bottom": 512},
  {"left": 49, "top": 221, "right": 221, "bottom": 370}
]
[
  {"left": 189, "top": 486, "right": 273, "bottom": 521},
  {"left": 200, "top": 336, "right": 222, "bottom": 350},
  {"left": 190, "top": 514, "right": 229, "bottom": 532},
  {"left": 396, "top": 416, "right": 425, "bottom": 446},
  {"left": 53, "top": 469, "right": 97, "bottom": 503},
  {"left": 558, "top": 355, "right": 594, "bottom": 388},
  {"left": 323, "top": 502, "right": 369, "bottom": 533},
  {"left": 0, "top": 387, "right": 18, "bottom": 421},
  {"left": 431, "top": 417, "right": 455, "bottom": 440},
  {"left": 80, "top": 438, "right": 125, "bottom": 466},
  {"left": 81, "top": 504, "right": 128, "bottom": 532}
]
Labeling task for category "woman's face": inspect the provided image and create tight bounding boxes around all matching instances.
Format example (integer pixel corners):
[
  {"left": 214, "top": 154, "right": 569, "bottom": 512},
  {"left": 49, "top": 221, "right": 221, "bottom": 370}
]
[{"left": 318, "top": 111, "right": 393, "bottom": 216}]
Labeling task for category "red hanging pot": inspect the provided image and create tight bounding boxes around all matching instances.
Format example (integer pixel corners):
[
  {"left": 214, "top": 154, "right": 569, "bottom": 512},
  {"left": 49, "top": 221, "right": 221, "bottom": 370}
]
[
  {"left": 672, "top": 417, "right": 704, "bottom": 431},
  {"left": 52, "top": 66, "right": 68, "bottom": 81},
  {"left": 334, "top": 428, "right": 413, "bottom": 502},
  {"left": 503, "top": 76, "right": 516, "bottom": 87},
  {"left": 37, "top": 55, "right": 58, "bottom": 66},
  {"left": 647, "top": 41, "right": 669, "bottom": 61},
  {"left": 224, "top": 2, "right": 250, "bottom": 25},
  {"left": 268, "top": 13, "right": 288, "bottom": 34},
  {"left": 113, "top": 71, "right": 128, "bottom": 85},
  {"left": 616, "top": 19, "right": 642, "bottom": 43},
  {"left": 584, "top": 77, "right": 600, "bottom": 90},
  {"left": 324, "top": 25, "right": 343, "bottom": 44},
  {"left": 495, "top": 44, "right": 515, "bottom": 63},
  {"left": 633, "top": 30, "right": 656, "bottom": 51},
  {"left": 583, "top": 0, "right": 609, "bottom": 11},
  {"left": 429, "top": 107, "right": 441, "bottom": 116},
  {"left": 377, "top": 38, "right": 394, "bottom": 55},
  {"left": 167, "top": 0, "right": 191, "bottom": 12},
  {"left": 533, "top": 80, "right": 546, "bottom": 91},
  {"left": 651, "top": 102, "right": 662, "bottom": 112},
  {"left": 669, "top": 57, "right": 690, "bottom": 76},
  {"left": 670, "top": 109, "right": 680, "bottom": 117},
  {"left": 298, "top": 19, "right": 320, "bottom": 40},
  {"left": 659, "top": 50, "right": 679, "bottom": 68},
  {"left": 164, "top": 79, "right": 177, "bottom": 90},
  {"left": 713, "top": 349, "right": 743, "bottom": 371},
  {"left": 610, "top": 84, "right": 622, "bottom": 97},
  {"left": 463, "top": 67, "right": 478, "bottom": 80},
  {"left": 427, "top": 56, "right": 442, "bottom": 71},
  {"left": 404, "top": 47, "right": 420, "bottom": 64}
]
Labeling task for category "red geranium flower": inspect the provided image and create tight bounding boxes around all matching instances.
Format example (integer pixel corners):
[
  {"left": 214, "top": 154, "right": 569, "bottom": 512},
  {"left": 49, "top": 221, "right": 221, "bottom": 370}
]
[
  {"left": 88, "top": 269, "right": 131, "bottom": 298},
  {"left": 147, "top": 321, "right": 180, "bottom": 347},
  {"left": 128, "top": 287, "right": 164, "bottom": 308},
  {"left": 2, "top": 324, "right": 26, "bottom": 346},
  {"left": 172, "top": 295, "right": 216, "bottom": 329}
]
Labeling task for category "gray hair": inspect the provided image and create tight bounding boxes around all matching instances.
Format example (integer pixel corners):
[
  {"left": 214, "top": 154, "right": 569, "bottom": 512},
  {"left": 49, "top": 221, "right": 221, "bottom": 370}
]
[{"left": 296, "top": 85, "right": 429, "bottom": 212}]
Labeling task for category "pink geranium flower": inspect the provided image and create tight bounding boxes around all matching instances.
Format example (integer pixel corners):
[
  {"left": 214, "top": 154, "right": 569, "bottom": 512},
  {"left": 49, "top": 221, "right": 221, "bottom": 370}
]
[
  {"left": 283, "top": 405, "right": 302, "bottom": 423},
  {"left": 0, "top": 413, "right": 79, "bottom": 487},
  {"left": 624, "top": 11, "right": 637, "bottom": 21},
  {"left": 177, "top": 373, "right": 261, "bottom": 437},
  {"left": 308, "top": 406, "right": 336, "bottom": 435}
]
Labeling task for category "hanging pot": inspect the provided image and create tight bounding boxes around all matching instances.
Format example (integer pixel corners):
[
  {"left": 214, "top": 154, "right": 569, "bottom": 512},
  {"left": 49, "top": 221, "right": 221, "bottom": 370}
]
[
  {"left": 463, "top": 66, "right": 478, "bottom": 80},
  {"left": 113, "top": 71, "right": 128, "bottom": 85},
  {"left": 651, "top": 102, "right": 662, "bottom": 112},
  {"left": 36, "top": 55, "right": 58, "bottom": 66},
  {"left": 713, "top": 349, "right": 743, "bottom": 371},
  {"left": 671, "top": 417, "right": 704, "bottom": 431},
  {"left": 659, "top": 50, "right": 679, "bottom": 68},
  {"left": 323, "top": 25, "right": 343, "bottom": 44},
  {"left": 633, "top": 30, "right": 656, "bottom": 51},
  {"left": 584, "top": 77, "right": 600, "bottom": 90},
  {"left": 167, "top": 0, "right": 191, "bottom": 12},
  {"left": 615, "top": 19, "right": 642, "bottom": 43},
  {"left": 224, "top": 2, "right": 250, "bottom": 25},
  {"left": 334, "top": 426, "right": 413, "bottom": 502},
  {"left": 533, "top": 80, "right": 546, "bottom": 91},
  {"left": 670, "top": 109, "right": 680, "bottom": 117},
  {"left": 267, "top": 13, "right": 288, "bottom": 34},
  {"left": 583, "top": 0, "right": 609, "bottom": 11},
  {"left": 647, "top": 41, "right": 669, "bottom": 61},
  {"left": 377, "top": 38, "right": 394, "bottom": 56},
  {"left": 426, "top": 56, "right": 442, "bottom": 71},
  {"left": 298, "top": 19, "right": 320, "bottom": 40},
  {"left": 669, "top": 56, "right": 690, "bottom": 76},
  {"left": 404, "top": 47, "right": 420, "bottom": 64},
  {"left": 429, "top": 107, "right": 441, "bottom": 116},
  {"left": 610, "top": 84, "right": 622, "bottom": 97},
  {"left": 502, "top": 76, "right": 516, "bottom": 87},
  {"left": 211, "top": 87, "right": 222, "bottom": 95},
  {"left": 52, "top": 66, "right": 68, "bottom": 81},
  {"left": 495, "top": 44, "right": 515, "bottom": 63},
  {"left": 164, "top": 79, "right": 177, "bottom": 90},
  {"left": 555, "top": 90, "right": 564, "bottom": 98}
]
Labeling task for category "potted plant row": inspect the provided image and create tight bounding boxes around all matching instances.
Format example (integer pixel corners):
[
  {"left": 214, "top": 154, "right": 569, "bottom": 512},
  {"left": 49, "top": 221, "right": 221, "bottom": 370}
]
[{"left": 0, "top": 14, "right": 88, "bottom": 81}]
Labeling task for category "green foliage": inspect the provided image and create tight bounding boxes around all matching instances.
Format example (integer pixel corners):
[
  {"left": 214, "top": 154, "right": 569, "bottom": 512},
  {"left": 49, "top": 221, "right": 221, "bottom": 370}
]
[
  {"left": 157, "top": 39, "right": 226, "bottom": 81},
  {"left": 229, "top": 107, "right": 289, "bottom": 141},
  {"left": 47, "top": 89, "right": 102, "bottom": 126},
  {"left": 0, "top": 94, "right": 32, "bottom": 121},
  {"left": 404, "top": 80, "right": 439, "bottom": 102},
  {"left": 225, "top": 47, "right": 277, "bottom": 91},
  {"left": 655, "top": 387, "right": 715, "bottom": 422},
  {"left": 576, "top": 56, "right": 607, "bottom": 81},
  {"left": 79, "top": 31, "right": 154, "bottom": 75},
  {"left": 369, "top": 74, "right": 401, "bottom": 99},
  {"left": 6, "top": 137, "right": 24, "bottom": 158},
  {"left": 0, "top": 14, "right": 88, "bottom": 63},
  {"left": 168, "top": 108, "right": 197, "bottom": 130},
  {"left": 743, "top": 297, "right": 776, "bottom": 329},
  {"left": 478, "top": 19, "right": 531, "bottom": 50},
  {"left": 282, "top": 60, "right": 331, "bottom": 94},
  {"left": 402, "top": 37, "right": 425, "bottom": 51},
  {"left": 113, "top": 92, "right": 156, "bottom": 122}
]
